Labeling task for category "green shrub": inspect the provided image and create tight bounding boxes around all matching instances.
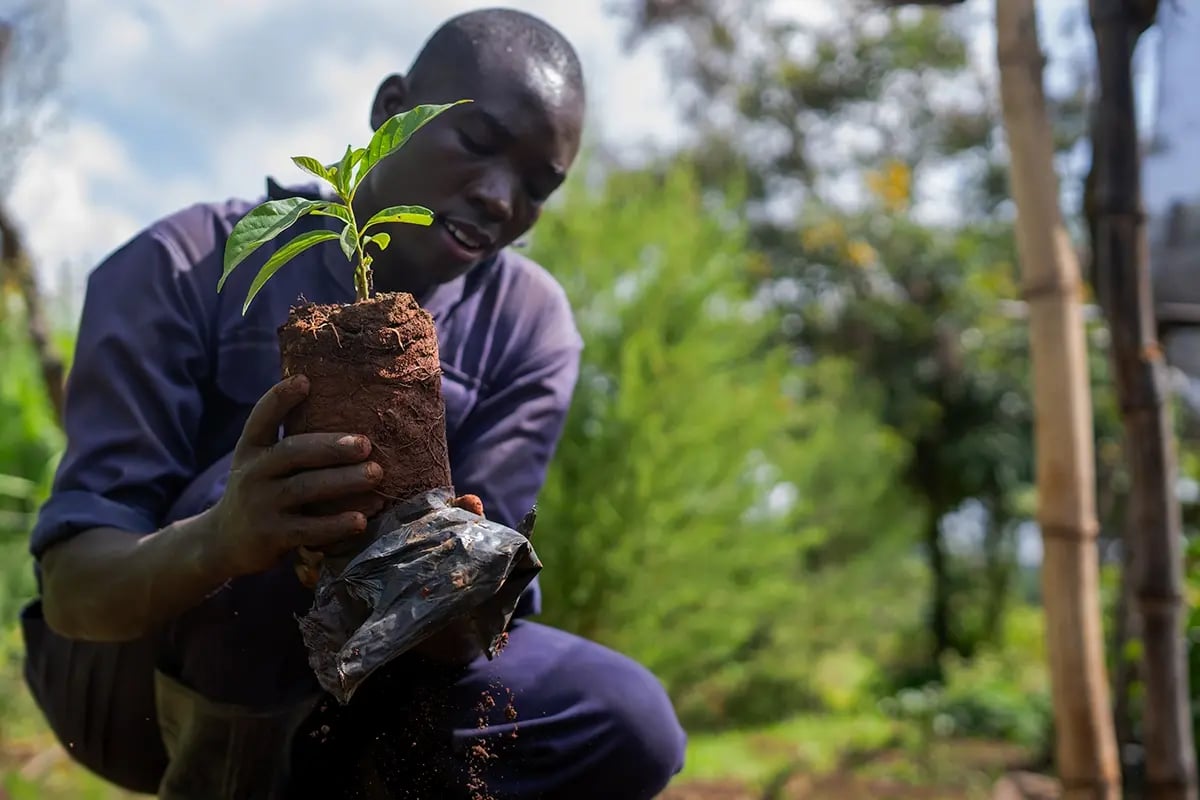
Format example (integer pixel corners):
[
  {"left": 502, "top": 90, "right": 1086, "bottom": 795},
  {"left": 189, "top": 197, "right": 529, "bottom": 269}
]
[{"left": 527, "top": 165, "right": 921, "bottom": 728}]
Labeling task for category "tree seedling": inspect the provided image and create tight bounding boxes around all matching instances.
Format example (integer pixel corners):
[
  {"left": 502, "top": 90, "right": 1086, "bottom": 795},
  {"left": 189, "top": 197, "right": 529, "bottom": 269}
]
[{"left": 216, "top": 100, "right": 471, "bottom": 313}]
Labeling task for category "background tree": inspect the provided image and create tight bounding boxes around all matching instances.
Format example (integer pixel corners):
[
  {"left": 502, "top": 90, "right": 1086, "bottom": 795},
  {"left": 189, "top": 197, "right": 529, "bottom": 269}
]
[
  {"left": 0, "top": 0, "right": 67, "bottom": 425},
  {"left": 612, "top": 0, "right": 1107, "bottom": 671},
  {"left": 530, "top": 165, "right": 921, "bottom": 728}
]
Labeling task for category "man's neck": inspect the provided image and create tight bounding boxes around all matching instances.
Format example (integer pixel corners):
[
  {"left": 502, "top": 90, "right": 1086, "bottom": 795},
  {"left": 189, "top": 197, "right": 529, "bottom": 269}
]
[{"left": 374, "top": 266, "right": 435, "bottom": 303}]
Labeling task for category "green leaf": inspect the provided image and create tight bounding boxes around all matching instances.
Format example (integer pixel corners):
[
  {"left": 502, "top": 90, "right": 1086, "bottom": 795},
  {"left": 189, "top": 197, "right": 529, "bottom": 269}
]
[
  {"left": 363, "top": 204, "right": 435, "bottom": 232},
  {"left": 338, "top": 220, "right": 359, "bottom": 262},
  {"left": 0, "top": 473, "right": 36, "bottom": 500},
  {"left": 242, "top": 230, "right": 340, "bottom": 314},
  {"left": 219, "top": 197, "right": 322, "bottom": 291},
  {"left": 311, "top": 201, "right": 353, "bottom": 225},
  {"left": 364, "top": 232, "right": 391, "bottom": 252},
  {"left": 334, "top": 145, "right": 366, "bottom": 197},
  {"left": 355, "top": 101, "right": 471, "bottom": 192},
  {"left": 292, "top": 155, "right": 334, "bottom": 186}
]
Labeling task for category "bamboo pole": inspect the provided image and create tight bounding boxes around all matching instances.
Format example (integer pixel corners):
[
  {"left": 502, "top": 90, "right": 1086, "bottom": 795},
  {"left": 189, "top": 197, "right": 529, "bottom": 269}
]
[
  {"left": 995, "top": 2, "right": 1121, "bottom": 797},
  {"left": 1088, "top": 1, "right": 1196, "bottom": 797}
]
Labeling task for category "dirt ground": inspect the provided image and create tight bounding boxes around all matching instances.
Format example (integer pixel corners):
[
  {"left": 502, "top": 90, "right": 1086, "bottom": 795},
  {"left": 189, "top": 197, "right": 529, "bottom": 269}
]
[{"left": 0, "top": 732, "right": 1057, "bottom": 800}]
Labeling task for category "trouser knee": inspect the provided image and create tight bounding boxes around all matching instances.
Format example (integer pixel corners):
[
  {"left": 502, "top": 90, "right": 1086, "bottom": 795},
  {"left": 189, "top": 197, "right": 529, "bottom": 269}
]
[{"left": 20, "top": 599, "right": 167, "bottom": 794}]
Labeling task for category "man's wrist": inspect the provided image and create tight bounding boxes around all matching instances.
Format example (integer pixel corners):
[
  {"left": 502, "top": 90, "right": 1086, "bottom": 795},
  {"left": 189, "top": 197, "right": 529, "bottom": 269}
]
[{"left": 179, "top": 505, "right": 235, "bottom": 588}]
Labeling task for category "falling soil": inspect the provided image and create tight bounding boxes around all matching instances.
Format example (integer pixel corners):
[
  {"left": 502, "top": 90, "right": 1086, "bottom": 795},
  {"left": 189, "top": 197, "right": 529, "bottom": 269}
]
[
  {"left": 468, "top": 690, "right": 499, "bottom": 800},
  {"left": 278, "top": 292, "right": 452, "bottom": 509},
  {"left": 466, "top": 676, "right": 521, "bottom": 800}
]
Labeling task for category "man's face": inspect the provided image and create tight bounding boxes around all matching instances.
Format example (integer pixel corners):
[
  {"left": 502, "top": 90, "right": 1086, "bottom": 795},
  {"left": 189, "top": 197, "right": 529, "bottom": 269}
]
[{"left": 360, "top": 57, "right": 584, "bottom": 293}]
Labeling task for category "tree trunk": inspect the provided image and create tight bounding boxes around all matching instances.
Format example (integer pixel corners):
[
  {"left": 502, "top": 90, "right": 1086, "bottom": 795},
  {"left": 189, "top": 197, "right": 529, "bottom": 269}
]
[
  {"left": 916, "top": 441, "right": 954, "bottom": 665},
  {"left": 996, "top": 2, "right": 1122, "bottom": 797},
  {"left": 1113, "top": 500, "right": 1145, "bottom": 794},
  {"left": 1088, "top": 1, "right": 1197, "bottom": 797},
  {"left": 928, "top": 509, "right": 951, "bottom": 662},
  {"left": 0, "top": 203, "right": 65, "bottom": 426},
  {"left": 982, "top": 501, "right": 1014, "bottom": 648}
]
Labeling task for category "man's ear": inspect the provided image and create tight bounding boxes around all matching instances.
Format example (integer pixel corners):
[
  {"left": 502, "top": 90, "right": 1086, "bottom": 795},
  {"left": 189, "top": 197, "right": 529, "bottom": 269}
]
[{"left": 370, "top": 74, "right": 410, "bottom": 130}]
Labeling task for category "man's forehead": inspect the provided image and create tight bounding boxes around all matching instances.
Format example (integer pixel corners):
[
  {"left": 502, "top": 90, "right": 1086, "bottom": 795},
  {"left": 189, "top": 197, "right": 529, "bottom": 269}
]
[
  {"left": 456, "top": 47, "right": 578, "bottom": 100},
  {"left": 443, "top": 55, "right": 582, "bottom": 129}
]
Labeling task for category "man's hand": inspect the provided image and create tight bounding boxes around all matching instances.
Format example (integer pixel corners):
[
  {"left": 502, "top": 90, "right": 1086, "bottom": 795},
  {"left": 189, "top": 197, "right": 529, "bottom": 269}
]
[
  {"left": 206, "top": 374, "right": 385, "bottom": 580},
  {"left": 293, "top": 493, "right": 487, "bottom": 589}
]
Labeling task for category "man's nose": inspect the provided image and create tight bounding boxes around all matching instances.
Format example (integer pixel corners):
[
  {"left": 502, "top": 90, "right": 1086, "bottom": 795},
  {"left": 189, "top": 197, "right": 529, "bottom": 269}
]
[{"left": 467, "top": 171, "right": 515, "bottom": 223}]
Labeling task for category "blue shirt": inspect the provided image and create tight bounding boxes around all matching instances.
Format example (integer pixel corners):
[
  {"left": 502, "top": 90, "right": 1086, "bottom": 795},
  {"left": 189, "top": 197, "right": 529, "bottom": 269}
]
[{"left": 31, "top": 179, "right": 582, "bottom": 620}]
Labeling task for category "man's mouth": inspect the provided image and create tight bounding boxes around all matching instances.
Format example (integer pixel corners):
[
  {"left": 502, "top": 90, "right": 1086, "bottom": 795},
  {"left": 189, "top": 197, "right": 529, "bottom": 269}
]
[{"left": 441, "top": 218, "right": 491, "bottom": 253}]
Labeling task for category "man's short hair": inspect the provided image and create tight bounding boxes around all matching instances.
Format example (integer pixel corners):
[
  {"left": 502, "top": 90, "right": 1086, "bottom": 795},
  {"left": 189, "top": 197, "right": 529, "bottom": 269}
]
[{"left": 408, "top": 8, "right": 584, "bottom": 98}]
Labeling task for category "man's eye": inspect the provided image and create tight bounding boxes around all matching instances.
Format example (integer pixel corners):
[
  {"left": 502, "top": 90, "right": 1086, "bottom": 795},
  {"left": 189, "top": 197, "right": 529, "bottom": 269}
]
[
  {"left": 525, "top": 174, "right": 562, "bottom": 204},
  {"left": 458, "top": 130, "right": 491, "bottom": 155}
]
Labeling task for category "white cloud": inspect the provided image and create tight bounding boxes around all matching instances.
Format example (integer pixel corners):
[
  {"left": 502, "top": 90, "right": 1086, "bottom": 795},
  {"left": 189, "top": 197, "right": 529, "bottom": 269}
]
[{"left": 8, "top": 119, "right": 141, "bottom": 288}]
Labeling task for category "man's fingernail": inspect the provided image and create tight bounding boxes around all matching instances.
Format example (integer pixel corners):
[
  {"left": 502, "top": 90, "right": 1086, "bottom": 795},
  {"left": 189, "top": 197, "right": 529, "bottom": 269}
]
[{"left": 338, "top": 435, "right": 366, "bottom": 451}]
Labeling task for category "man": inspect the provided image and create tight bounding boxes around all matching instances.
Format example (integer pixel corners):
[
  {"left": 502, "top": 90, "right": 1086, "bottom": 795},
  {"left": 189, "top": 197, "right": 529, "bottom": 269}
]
[{"left": 21, "top": 8, "right": 686, "bottom": 799}]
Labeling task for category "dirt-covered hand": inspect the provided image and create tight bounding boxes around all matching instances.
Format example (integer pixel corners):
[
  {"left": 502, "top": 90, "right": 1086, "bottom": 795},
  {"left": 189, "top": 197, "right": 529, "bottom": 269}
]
[{"left": 206, "top": 374, "right": 386, "bottom": 579}]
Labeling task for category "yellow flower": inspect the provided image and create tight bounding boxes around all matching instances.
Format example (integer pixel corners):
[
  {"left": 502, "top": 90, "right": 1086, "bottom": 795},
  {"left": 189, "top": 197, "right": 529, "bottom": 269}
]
[
  {"left": 865, "top": 159, "right": 912, "bottom": 214},
  {"left": 844, "top": 240, "right": 878, "bottom": 268},
  {"left": 800, "top": 219, "right": 848, "bottom": 252}
]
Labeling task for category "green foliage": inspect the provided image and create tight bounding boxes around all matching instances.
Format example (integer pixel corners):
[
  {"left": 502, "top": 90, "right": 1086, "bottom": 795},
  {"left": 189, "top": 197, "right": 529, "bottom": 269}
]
[
  {"left": 879, "top": 605, "right": 1052, "bottom": 752},
  {"left": 0, "top": 300, "right": 63, "bottom": 564},
  {"left": 0, "top": 301, "right": 67, "bottom": 750},
  {"left": 218, "top": 101, "right": 468, "bottom": 311},
  {"left": 528, "top": 164, "right": 921, "bottom": 728}
]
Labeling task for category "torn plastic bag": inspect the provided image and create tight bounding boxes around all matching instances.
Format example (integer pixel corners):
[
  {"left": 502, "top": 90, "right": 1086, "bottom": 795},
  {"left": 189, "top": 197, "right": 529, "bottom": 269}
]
[{"left": 297, "top": 488, "right": 541, "bottom": 705}]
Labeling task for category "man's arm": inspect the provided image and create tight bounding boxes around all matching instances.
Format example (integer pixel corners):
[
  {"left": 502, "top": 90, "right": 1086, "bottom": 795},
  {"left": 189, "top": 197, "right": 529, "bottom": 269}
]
[
  {"left": 42, "top": 375, "right": 381, "bottom": 642},
  {"left": 35, "top": 225, "right": 380, "bottom": 642},
  {"left": 36, "top": 227, "right": 218, "bottom": 639},
  {"left": 41, "top": 517, "right": 227, "bottom": 641}
]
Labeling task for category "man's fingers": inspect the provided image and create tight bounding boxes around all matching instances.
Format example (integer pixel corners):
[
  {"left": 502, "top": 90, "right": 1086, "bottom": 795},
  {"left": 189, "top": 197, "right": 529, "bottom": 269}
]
[
  {"left": 295, "top": 562, "right": 321, "bottom": 590},
  {"left": 452, "top": 494, "right": 484, "bottom": 516},
  {"left": 278, "top": 462, "right": 383, "bottom": 508},
  {"left": 238, "top": 375, "right": 310, "bottom": 451},
  {"left": 287, "top": 512, "right": 371, "bottom": 551},
  {"left": 296, "top": 545, "right": 324, "bottom": 570},
  {"left": 294, "top": 546, "right": 324, "bottom": 589},
  {"left": 259, "top": 432, "right": 373, "bottom": 477}
]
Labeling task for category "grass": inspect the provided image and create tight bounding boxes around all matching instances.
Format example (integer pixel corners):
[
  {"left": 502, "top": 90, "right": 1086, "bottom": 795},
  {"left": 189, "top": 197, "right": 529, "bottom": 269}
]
[
  {"left": 679, "top": 713, "right": 903, "bottom": 787},
  {"left": 663, "top": 714, "right": 1040, "bottom": 800}
]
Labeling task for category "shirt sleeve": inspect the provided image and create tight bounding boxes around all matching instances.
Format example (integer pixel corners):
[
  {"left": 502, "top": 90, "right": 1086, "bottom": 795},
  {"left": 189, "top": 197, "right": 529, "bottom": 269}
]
[
  {"left": 448, "top": 315, "right": 582, "bottom": 534},
  {"left": 30, "top": 226, "right": 216, "bottom": 560}
]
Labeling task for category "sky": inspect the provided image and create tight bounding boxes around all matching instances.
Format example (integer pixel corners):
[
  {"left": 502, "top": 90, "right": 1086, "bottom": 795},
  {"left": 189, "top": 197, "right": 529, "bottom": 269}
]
[{"left": 2, "top": 0, "right": 1145, "bottom": 299}]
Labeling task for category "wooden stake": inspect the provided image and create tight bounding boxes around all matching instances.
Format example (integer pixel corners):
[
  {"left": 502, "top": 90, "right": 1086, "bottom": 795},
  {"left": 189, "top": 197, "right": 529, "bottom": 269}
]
[
  {"left": 1088, "top": 0, "right": 1196, "bottom": 797},
  {"left": 996, "top": 2, "right": 1121, "bottom": 797}
]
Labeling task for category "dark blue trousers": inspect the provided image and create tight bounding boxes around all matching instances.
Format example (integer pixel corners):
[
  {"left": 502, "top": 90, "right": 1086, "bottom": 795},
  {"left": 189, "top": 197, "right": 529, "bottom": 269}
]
[{"left": 21, "top": 566, "right": 686, "bottom": 799}]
